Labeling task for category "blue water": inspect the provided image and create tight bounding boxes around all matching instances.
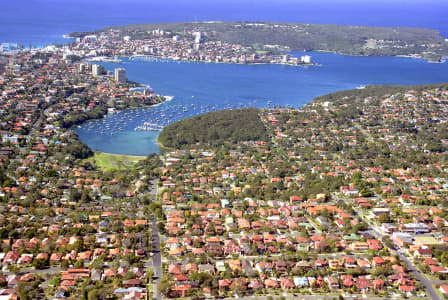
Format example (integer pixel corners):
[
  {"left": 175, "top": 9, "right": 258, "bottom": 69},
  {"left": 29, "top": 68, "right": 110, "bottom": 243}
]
[
  {"left": 1, "top": 1, "right": 448, "bottom": 46},
  {"left": 4, "top": 0, "right": 448, "bottom": 155},
  {"left": 75, "top": 52, "right": 448, "bottom": 156}
]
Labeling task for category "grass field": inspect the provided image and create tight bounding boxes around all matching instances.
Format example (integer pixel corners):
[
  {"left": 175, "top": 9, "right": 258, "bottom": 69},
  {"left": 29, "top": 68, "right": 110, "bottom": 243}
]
[{"left": 87, "top": 152, "right": 146, "bottom": 171}]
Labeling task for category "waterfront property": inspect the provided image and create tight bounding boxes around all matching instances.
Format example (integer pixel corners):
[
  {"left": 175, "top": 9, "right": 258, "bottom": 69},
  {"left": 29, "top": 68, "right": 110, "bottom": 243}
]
[{"left": 76, "top": 52, "right": 448, "bottom": 155}]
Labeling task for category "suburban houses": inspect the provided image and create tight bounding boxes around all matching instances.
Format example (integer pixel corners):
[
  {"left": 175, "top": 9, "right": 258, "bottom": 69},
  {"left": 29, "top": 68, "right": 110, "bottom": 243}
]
[{"left": 0, "top": 39, "right": 448, "bottom": 300}]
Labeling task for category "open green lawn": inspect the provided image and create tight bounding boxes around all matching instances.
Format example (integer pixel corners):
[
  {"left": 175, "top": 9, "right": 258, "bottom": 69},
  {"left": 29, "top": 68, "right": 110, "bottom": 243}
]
[{"left": 87, "top": 152, "right": 146, "bottom": 171}]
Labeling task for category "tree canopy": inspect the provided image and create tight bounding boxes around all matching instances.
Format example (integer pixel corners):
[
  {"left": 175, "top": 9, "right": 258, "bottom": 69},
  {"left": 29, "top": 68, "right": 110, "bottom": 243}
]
[{"left": 158, "top": 108, "right": 268, "bottom": 149}]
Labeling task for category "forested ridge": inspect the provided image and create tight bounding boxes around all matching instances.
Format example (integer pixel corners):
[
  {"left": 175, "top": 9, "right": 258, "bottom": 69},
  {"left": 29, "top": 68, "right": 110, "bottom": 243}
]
[{"left": 158, "top": 108, "right": 268, "bottom": 148}]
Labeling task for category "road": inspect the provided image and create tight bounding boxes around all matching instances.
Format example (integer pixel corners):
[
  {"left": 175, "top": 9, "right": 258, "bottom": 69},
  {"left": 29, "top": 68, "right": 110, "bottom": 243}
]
[
  {"left": 30, "top": 106, "right": 51, "bottom": 136},
  {"left": 149, "top": 179, "right": 162, "bottom": 300},
  {"left": 337, "top": 194, "right": 442, "bottom": 300},
  {"left": 260, "top": 115, "right": 288, "bottom": 161},
  {"left": 151, "top": 215, "right": 162, "bottom": 299},
  {"left": 3, "top": 266, "right": 62, "bottom": 291},
  {"left": 367, "top": 222, "right": 441, "bottom": 300},
  {"left": 226, "top": 294, "right": 396, "bottom": 300},
  {"left": 398, "top": 253, "right": 442, "bottom": 300},
  {"left": 355, "top": 124, "right": 374, "bottom": 143},
  {"left": 4, "top": 266, "right": 62, "bottom": 277}
]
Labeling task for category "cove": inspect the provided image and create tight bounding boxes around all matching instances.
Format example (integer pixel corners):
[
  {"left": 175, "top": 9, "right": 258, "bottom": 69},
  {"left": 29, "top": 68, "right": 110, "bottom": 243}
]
[{"left": 75, "top": 51, "right": 448, "bottom": 156}]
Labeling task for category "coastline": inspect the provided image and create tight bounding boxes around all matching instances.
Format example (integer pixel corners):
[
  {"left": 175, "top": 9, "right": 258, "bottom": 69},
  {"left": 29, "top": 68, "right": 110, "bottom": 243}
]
[
  {"left": 395, "top": 55, "right": 446, "bottom": 64},
  {"left": 87, "top": 56, "right": 123, "bottom": 63},
  {"left": 74, "top": 94, "right": 168, "bottom": 123},
  {"left": 315, "top": 49, "right": 446, "bottom": 63},
  {"left": 124, "top": 50, "right": 446, "bottom": 66},
  {"left": 156, "top": 137, "right": 176, "bottom": 153},
  {"left": 93, "top": 151, "right": 146, "bottom": 158},
  {"left": 72, "top": 93, "right": 170, "bottom": 156},
  {"left": 128, "top": 54, "right": 318, "bottom": 67}
]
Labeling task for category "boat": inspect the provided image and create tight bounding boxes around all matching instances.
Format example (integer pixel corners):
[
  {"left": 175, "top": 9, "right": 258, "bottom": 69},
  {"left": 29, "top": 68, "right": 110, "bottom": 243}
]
[{"left": 134, "top": 125, "right": 162, "bottom": 131}]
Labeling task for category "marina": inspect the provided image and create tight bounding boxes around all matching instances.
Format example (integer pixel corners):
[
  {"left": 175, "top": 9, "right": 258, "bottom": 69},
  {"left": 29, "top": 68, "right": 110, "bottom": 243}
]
[
  {"left": 75, "top": 93, "right": 270, "bottom": 155},
  {"left": 78, "top": 99, "right": 269, "bottom": 136},
  {"left": 87, "top": 56, "right": 123, "bottom": 63}
]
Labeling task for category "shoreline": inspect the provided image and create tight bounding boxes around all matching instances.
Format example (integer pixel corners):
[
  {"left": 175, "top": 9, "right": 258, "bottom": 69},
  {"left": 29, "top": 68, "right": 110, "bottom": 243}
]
[
  {"left": 87, "top": 56, "right": 123, "bottom": 63},
  {"left": 156, "top": 137, "right": 176, "bottom": 153},
  {"left": 72, "top": 93, "right": 170, "bottom": 154},
  {"left": 126, "top": 54, "right": 318, "bottom": 67},
  {"left": 74, "top": 94, "right": 169, "bottom": 123},
  {"left": 315, "top": 49, "right": 446, "bottom": 63},
  {"left": 127, "top": 54, "right": 318, "bottom": 67},
  {"left": 93, "top": 49, "right": 446, "bottom": 68},
  {"left": 93, "top": 151, "right": 147, "bottom": 159}
]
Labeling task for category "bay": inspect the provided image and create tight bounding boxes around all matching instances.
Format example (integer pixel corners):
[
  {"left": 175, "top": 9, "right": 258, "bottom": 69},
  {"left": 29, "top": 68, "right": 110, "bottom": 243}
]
[{"left": 75, "top": 51, "right": 448, "bottom": 156}]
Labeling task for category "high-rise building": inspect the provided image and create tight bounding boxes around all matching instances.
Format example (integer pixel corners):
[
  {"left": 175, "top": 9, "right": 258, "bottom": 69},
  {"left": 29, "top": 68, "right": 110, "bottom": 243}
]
[
  {"left": 79, "top": 63, "right": 86, "bottom": 73},
  {"left": 193, "top": 32, "right": 201, "bottom": 50},
  {"left": 92, "top": 64, "right": 101, "bottom": 77},
  {"left": 114, "top": 68, "right": 127, "bottom": 83},
  {"left": 301, "top": 55, "right": 311, "bottom": 64},
  {"left": 0, "top": 43, "right": 18, "bottom": 53},
  {"left": 194, "top": 32, "right": 201, "bottom": 43}
]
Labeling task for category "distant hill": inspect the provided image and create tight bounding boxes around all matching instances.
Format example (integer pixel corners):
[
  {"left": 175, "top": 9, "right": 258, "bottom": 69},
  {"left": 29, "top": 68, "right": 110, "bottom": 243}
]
[
  {"left": 75, "top": 21, "right": 448, "bottom": 62},
  {"left": 158, "top": 108, "right": 268, "bottom": 148}
]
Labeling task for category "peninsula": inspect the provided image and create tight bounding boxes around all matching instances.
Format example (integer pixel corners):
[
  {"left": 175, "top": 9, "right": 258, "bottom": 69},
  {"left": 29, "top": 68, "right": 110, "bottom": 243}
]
[
  {"left": 154, "top": 82, "right": 448, "bottom": 299},
  {"left": 71, "top": 21, "right": 448, "bottom": 63}
]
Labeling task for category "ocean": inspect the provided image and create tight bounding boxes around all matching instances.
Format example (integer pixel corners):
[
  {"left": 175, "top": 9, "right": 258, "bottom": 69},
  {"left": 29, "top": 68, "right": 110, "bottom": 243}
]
[{"left": 1, "top": 0, "right": 448, "bottom": 47}]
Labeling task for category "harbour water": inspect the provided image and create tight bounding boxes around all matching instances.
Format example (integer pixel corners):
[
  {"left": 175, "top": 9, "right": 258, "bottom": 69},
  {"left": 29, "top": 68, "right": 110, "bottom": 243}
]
[
  {"left": 75, "top": 51, "right": 448, "bottom": 156},
  {"left": 2, "top": 0, "right": 448, "bottom": 156}
]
